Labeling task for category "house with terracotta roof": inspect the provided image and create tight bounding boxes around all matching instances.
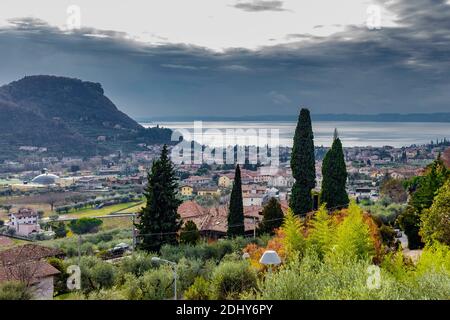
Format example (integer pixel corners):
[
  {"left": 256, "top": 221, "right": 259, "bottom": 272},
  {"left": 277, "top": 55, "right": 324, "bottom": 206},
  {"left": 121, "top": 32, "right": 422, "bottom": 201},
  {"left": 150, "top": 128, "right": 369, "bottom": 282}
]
[
  {"left": 0, "top": 244, "right": 64, "bottom": 299},
  {"left": 177, "top": 200, "right": 290, "bottom": 239}
]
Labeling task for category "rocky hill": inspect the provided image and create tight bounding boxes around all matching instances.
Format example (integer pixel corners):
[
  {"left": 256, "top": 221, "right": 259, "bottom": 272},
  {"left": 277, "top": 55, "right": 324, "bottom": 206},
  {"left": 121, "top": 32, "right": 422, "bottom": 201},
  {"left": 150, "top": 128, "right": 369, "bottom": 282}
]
[{"left": 0, "top": 75, "right": 172, "bottom": 160}]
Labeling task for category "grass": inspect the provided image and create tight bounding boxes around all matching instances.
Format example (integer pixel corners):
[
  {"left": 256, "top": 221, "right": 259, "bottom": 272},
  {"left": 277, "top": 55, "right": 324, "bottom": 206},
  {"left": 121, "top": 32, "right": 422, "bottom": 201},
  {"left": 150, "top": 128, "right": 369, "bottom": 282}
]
[
  {"left": 0, "top": 178, "right": 21, "bottom": 185},
  {"left": 64, "top": 201, "right": 143, "bottom": 219}
]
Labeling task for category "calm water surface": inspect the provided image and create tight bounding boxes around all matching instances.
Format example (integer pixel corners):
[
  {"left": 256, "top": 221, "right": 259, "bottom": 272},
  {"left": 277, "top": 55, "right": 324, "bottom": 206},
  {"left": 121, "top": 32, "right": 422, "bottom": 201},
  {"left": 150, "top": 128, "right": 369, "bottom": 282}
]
[{"left": 141, "top": 121, "right": 450, "bottom": 148}]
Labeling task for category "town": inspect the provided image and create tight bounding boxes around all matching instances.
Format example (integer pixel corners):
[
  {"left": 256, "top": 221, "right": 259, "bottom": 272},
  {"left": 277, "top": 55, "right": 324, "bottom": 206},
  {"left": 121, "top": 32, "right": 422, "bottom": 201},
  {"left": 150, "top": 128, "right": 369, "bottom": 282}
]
[{"left": 0, "top": 137, "right": 448, "bottom": 240}]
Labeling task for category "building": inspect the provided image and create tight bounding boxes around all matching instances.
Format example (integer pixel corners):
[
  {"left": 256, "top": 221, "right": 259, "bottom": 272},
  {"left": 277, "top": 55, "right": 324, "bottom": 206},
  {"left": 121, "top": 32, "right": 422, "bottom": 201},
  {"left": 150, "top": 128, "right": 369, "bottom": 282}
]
[
  {"left": 196, "top": 186, "right": 221, "bottom": 197},
  {"left": 243, "top": 193, "right": 264, "bottom": 207},
  {"left": 180, "top": 185, "right": 194, "bottom": 197},
  {"left": 218, "top": 175, "right": 234, "bottom": 188},
  {"left": 8, "top": 208, "right": 41, "bottom": 237},
  {"left": 268, "top": 175, "right": 295, "bottom": 188},
  {"left": 30, "top": 172, "right": 60, "bottom": 185},
  {"left": 0, "top": 244, "right": 63, "bottom": 300},
  {"left": 177, "top": 200, "right": 291, "bottom": 239},
  {"left": 183, "top": 175, "right": 211, "bottom": 186},
  {"left": 242, "top": 184, "right": 266, "bottom": 196},
  {"left": 177, "top": 201, "right": 258, "bottom": 239}
]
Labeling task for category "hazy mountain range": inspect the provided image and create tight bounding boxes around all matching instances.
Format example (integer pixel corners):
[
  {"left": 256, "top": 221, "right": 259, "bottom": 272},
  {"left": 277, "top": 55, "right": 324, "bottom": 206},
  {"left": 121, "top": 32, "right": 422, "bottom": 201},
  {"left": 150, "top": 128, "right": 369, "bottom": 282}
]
[{"left": 139, "top": 113, "right": 450, "bottom": 123}]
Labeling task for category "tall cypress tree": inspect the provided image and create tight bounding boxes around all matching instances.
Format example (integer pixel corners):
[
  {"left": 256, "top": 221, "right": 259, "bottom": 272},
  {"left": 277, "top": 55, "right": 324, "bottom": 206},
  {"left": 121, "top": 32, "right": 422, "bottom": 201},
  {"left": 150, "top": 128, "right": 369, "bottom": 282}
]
[
  {"left": 290, "top": 108, "right": 316, "bottom": 216},
  {"left": 227, "top": 165, "right": 245, "bottom": 237},
  {"left": 136, "top": 145, "right": 182, "bottom": 252},
  {"left": 321, "top": 135, "right": 349, "bottom": 210}
]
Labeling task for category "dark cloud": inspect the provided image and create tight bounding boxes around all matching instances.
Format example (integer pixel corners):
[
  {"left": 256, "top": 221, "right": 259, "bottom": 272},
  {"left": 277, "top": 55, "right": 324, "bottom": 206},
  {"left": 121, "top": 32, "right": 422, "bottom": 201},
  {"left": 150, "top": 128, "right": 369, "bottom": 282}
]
[
  {"left": 0, "top": 0, "right": 450, "bottom": 118},
  {"left": 233, "top": 1, "right": 287, "bottom": 12}
]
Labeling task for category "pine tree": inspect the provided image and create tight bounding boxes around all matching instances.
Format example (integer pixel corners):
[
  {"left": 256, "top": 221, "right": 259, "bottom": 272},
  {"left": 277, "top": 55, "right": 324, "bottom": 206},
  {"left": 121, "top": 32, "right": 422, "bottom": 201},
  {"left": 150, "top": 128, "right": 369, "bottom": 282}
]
[
  {"left": 321, "top": 136, "right": 349, "bottom": 210},
  {"left": 227, "top": 165, "right": 245, "bottom": 237},
  {"left": 258, "top": 197, "right": 284, "bottom": 235},
  {"left": 290, "top": 108, "right": 316, "bottom": 216},
  {"left": 136, "top": 145, "right": 182, "bottom": 252}
]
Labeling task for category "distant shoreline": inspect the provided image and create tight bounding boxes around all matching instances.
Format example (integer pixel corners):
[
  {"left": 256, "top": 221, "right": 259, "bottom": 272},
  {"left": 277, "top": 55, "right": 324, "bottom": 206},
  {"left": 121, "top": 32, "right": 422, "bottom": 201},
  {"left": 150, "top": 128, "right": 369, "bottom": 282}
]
[{"left": 135, "top": 113, "right": 450, "bottom": 123}]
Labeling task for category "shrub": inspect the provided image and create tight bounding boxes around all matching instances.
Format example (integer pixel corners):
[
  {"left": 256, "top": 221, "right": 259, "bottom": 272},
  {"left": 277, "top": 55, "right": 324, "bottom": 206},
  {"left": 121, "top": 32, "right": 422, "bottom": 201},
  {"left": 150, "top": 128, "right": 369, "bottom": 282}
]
[
  {"left": 307, "top": 204, "right": 334, "bottom": 259},
  {"left": 281, "top": 209, "right": 305, "bottom": 259},
  {"left": 184, "top": 277, "right": 212, "bottom": 300},
  {"left": 122, "top": 267, "right": 174, "bottom": 300},
  {"left": 420, "top": 180, "right": 450, "bottom": 245},
  {"left": 210, "top": 260, "right": 257, "bottom": 299},
  {"left": 118, "top": 252, "right": 155, "bottom": 278},
  {"left": 379, "top": 224, "right": 397, "bottom": 248},
  {"left": 47, "top": 257, "right": 69, "bottom": 296},
  {"left": 0, "top": 281, "right": 32, "bottom": 300},
  {"left": 176, "top": 258, "right": 204, "bottom": 292},
  {"left": 332, "top": 201, "right": 375, "bottom": 261},
  {"left": 69, "top": 256, "right": 117, "bottom": 294}
]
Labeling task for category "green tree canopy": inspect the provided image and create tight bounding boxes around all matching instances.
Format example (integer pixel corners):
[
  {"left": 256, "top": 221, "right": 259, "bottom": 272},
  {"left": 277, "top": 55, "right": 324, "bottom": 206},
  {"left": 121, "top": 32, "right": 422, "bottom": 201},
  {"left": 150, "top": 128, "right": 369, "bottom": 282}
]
[
  {"left": 227, "top": 165, "right": 245, "bottom": 237},
  {"left": 68, "top": 217, "right": 103, "bottom": 235},
  {"left": 290, "top": 108, "right": 316, "bottom": 216},
  {"left": 420, "top": 179, "right": 450, "bottom": 246},
  {"left": 258, "top": 197, "right": 284, "bottom": 235},
  {"left": 321, "top": 137, "right": 349, "bottom": 210},
  {"left": 136, "top": 144, "right": 182, "bottom": 252},
  {"left": 180, "top": 220, "right": 201, "bottom": 245}
]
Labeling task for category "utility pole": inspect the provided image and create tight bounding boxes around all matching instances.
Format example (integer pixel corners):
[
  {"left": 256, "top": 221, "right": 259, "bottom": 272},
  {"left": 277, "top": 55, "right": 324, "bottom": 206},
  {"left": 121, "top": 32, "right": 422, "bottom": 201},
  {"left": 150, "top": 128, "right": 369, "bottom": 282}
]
[{"left": 253, "top": 216, "right": 256, "bottom": 239}]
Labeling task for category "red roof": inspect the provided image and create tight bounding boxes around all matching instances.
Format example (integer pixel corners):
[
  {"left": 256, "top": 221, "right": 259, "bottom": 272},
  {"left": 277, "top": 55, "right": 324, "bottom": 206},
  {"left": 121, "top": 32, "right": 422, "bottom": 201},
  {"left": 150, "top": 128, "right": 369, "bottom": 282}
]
[
  {"left": 177, "top": 200, "right": 291, "bottom": 234},
  {"left": 0, "top": 244, "right": 63, "bottom": 265},
  {"left": 0, "top": 261, "right": 60, "bottom": 284}
]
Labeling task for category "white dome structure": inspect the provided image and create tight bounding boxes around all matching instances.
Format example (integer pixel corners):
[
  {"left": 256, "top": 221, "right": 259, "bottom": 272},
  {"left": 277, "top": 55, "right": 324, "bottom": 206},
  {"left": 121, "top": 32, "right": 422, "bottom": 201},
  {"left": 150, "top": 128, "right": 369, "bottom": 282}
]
[{"left": 31, "top": 173, "right": 60, "bottom": 185}]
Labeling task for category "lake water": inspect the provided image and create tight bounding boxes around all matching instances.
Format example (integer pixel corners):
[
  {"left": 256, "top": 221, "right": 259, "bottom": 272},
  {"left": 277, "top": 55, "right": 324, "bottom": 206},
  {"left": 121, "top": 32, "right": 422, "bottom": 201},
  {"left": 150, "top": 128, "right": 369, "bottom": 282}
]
[{"left": 141, "top": 121, "right": 450, "bottom": 148}]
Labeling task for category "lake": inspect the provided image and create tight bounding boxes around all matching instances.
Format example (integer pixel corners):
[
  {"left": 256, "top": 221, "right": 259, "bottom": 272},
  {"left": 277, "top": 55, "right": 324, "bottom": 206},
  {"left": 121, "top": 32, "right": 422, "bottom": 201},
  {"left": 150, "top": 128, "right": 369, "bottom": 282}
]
[{"left": 141, "top": 121, "right": 450, "bottom": 148}]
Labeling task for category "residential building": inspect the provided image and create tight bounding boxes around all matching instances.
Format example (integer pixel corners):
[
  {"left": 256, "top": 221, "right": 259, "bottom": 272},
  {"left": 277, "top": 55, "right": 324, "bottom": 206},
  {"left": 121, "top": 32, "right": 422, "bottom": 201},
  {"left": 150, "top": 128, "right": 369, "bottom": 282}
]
[
  {"left": 180, "top": 185, "right": 194, "bottom": 197},
  {"left": 0, "top": 244, "right": 64, "bottom": 300},
  {"left": 218, "top": 174, "right": 234, "bottom": 188},
  {"left": 8, "top": 208, "right": 41, "bottom": 237},
  {"left": 243, "top": 193, "right": 264, "bottom": 207},
  {"left": 196, "top": 186, "right": 221, "bottom": 197}
]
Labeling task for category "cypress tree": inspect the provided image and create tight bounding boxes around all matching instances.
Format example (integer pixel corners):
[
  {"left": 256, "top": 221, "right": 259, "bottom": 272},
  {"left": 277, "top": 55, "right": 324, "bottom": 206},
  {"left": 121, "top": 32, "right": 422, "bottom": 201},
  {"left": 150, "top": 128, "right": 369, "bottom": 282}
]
[
  {"left": 258, "top": 197, "right": 284, "bottom": 235},
  {"left": 136, "top": 145, "right": 182, "bottom": 252},
  {"left": 227, "top": 165, "right": 245, "bottom": 237},
  {"left": 290, "top": 108, "right": 316, "bottom": 216},
  {"left": 321, "top": 135, "right": 349, "bottom": 210}
]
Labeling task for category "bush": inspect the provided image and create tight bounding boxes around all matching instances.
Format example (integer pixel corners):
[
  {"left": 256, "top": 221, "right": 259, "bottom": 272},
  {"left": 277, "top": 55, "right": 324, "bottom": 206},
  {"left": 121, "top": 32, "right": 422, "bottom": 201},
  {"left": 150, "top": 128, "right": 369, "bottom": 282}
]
[
  {"left": 379, "top": 225, "right": 397, "bottom": 248},
  {"left": 69, "top": 256, "right": 117, "bottom": 294},
  {"left": 47, "top": 257, "right": 69, "bottom": 296},
  {"left": 122, "top": 267, "right": 174, "bottom": 300},
  {"left": 184, "top": 277, "right": 212, "bottom": 300},
  {"left": 420, "top": 180, "right": 450, "bottom": 245},
  {"left": 0, "top": 281, "right": 32, "bottom": 300},
  {"left": 118, "top": 252, "right": 155, "bottom": 278},
  {"left": 332, "top": 202, "right": 375, "bottom": 261},
  {"left": 210, "top": 260, "right": 257, "bottom": 299}
]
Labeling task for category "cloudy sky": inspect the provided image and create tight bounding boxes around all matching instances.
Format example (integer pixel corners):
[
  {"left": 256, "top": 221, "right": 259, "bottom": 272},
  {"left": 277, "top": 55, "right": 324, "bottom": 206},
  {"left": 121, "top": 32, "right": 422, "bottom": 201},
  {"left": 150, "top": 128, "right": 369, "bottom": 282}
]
[{"left": 0, "top": 0, "right": 449, "bottom": 118}]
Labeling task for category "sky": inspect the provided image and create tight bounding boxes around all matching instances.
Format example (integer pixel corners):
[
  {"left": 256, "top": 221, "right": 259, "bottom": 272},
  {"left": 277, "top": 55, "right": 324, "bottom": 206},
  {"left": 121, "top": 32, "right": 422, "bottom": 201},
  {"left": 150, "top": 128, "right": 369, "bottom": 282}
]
[{"left": 0, "top": 0, "right": 449, "bottom": 118}]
